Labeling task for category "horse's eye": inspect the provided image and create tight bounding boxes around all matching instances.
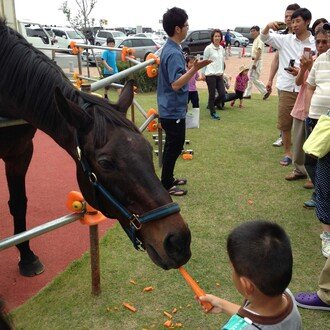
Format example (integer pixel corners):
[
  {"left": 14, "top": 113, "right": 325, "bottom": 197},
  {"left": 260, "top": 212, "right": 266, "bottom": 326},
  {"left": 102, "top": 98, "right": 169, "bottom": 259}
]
[{"left": 98, "top": 159, "right": 113, "bottom": 169}]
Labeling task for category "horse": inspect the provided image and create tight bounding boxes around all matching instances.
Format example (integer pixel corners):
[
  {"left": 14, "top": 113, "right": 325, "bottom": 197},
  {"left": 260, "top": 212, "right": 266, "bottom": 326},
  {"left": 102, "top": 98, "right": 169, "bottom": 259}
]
[{"left": 0, "top": 18, "right": 191, "bottom": 276}]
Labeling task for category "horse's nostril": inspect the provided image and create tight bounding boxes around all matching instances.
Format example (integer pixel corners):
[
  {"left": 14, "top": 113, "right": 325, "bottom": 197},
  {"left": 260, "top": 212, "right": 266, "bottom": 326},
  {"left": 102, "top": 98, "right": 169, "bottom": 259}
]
[{"left": 164, "top": 231, "right": 191, "bottom": 259}]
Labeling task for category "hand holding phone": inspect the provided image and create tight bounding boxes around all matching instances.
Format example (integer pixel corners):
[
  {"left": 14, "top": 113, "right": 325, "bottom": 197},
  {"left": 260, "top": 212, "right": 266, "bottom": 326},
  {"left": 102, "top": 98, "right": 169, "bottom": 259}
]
[
  {"left": 284, "top": 59, "right": 295, "bottom": 72},
  {"left": 303, "top": 47, "right": 312, "bottom": 59}
]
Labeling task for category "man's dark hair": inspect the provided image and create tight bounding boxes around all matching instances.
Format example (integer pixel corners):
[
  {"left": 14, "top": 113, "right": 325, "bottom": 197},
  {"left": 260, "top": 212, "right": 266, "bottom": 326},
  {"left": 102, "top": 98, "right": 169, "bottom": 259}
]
[
  {"left": 286, "top": 3, "right": 300, "bottom": 11},
  {"left": 291, "top": 8, "right": 312, "bottom": 24},
  {"left": 211, "top": 29, "right": 223, "bottom": 43},
  {"left": 106, "top": 37, "right": 115, "bottom": 44},
  {"left": 315, "top": 27, "right": 328, "bottom": 37},
  {"left": 250, "top": 25, "right": 260, "bottom": 32},
  {"left": 227, "top": 220, "right": 293, "bottom": 297},
  {"left": 162, "top": 7, "right": 188, "bottom": 37}
]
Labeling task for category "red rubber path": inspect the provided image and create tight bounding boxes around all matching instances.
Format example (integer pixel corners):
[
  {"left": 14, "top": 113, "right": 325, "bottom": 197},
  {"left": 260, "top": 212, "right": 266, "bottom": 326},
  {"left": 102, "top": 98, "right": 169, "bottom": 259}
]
[{"left": 0, "top": 130, "right": 115, "bottom": 310}]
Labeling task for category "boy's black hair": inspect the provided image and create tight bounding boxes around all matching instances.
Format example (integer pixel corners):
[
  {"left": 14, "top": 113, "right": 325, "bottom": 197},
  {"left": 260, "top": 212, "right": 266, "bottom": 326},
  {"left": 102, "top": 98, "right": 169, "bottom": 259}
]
[
  {"left": 211, "top": 29, "right": 223, "bottom": 43},
  {"left": 106, "top": 37, "right": 115, "bottom": 44},
  {"left": 291, "top": 8, "right": 312, "bottom": 24},
  {"left": 250, "top": 26, "right": 260, "bottom": 32},
  {"left": 185, "top": 55, "right": 196, "bottom": 64},
  {"left": 286, "top": 3, "right": 300, "bottom": 11},
  {"left": 227, "top": 220, "right": 293, "bottom": 297},
  {"left": 162, "top": 7, "right": 188, "bottom": 37}
]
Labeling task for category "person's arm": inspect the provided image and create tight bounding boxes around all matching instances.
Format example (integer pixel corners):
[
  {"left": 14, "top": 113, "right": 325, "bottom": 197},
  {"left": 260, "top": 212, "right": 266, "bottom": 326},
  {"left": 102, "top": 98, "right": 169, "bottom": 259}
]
[
  {"left": 304, "top": 83, "right": 316, "bottom": 117},
  {"left": 171, "top": 59, "right": 211, "bottom": 91},
  {"left": 102, "top": 59, "right": 113, "bottom": 73},
  {"left": 199, "top": 294, "right": 240, "bottom": 316},
  {"left": 266, "top": 52, "right": 279, "bottom": 92}
]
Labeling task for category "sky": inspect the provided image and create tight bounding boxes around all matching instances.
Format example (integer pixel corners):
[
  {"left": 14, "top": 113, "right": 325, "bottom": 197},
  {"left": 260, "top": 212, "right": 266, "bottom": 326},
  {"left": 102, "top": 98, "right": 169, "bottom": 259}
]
[{"left": 13, "top": 0, "right": 326, "bottom": 31}]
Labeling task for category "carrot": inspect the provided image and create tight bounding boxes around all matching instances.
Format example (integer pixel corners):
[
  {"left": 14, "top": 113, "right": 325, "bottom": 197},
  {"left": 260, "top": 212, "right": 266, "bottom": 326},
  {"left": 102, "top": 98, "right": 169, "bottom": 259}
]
[
  {"left": 178, "top": 267, "right": 213, "bottom": 312},
  {"left": 143, "top": 286, "right": 154, "bottom": 292},
  {"left": 122, "top": 302, "right": 137, "bottom": 312},
  {"left": 163, "top": 320, "right": 172, "bottom": 328},
  {"left": 163, "top": 311, "right": 172, "bottom": 319}
]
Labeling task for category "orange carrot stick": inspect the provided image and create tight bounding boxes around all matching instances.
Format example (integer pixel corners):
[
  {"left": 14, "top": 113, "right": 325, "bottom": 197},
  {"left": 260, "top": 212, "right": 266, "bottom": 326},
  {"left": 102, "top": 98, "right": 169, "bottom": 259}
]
[{"left": 178, "top": 267, "right": 213, "bottom": 312}]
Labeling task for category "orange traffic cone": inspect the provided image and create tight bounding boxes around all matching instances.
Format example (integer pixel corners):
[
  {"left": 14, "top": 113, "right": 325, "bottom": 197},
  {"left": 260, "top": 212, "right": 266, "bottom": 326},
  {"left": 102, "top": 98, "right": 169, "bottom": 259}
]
[{"left": 241, "top": 47, "right": 246, "bottom": 57}]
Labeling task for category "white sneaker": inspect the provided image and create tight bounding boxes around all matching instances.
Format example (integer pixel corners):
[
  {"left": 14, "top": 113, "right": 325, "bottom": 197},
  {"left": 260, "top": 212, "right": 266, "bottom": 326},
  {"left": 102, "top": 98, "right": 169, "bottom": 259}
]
[
  {"left": 272, "top": 137, "right": 283, "bottom": 147},
  {"left": 321, "top": 232, "right": 330, "bottom": 258}
]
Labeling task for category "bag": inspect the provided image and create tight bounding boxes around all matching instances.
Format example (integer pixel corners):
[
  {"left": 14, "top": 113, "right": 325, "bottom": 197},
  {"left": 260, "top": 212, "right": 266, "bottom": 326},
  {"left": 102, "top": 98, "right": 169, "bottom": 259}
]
[
  {"left": 186, "top": 107, "right": 200, "bottom": 129},
  {"left": 303, "top": 112, "right": 330, "bottom": 159}
]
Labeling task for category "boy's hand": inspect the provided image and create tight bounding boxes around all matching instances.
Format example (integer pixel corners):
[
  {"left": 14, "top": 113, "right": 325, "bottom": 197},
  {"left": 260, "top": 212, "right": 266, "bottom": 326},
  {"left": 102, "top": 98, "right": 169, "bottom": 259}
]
[{"left": 197, "top": 294, "right": 223, "bottom": 314}]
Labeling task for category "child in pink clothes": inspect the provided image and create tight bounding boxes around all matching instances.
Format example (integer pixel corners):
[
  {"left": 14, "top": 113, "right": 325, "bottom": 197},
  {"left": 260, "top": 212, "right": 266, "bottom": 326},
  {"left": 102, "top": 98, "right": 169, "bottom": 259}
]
[
  {"left": 230, "top": 65, "right": 249, "bottom": 108},
  {"left": 186, "top": 55, "right": 202, "bottom": 108}
]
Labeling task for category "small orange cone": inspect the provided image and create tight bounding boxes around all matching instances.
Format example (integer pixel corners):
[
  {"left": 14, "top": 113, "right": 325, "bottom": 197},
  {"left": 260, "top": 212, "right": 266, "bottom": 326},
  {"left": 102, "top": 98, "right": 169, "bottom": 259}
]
[{"left": 241, "top": 47, "right": 246, "bottom": 57}]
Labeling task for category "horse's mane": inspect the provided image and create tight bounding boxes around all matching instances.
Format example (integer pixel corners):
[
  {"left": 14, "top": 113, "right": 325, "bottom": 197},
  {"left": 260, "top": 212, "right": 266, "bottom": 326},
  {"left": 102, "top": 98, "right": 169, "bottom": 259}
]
[{"left": 0, "top": 18, "right": 140, "bottom": 143}]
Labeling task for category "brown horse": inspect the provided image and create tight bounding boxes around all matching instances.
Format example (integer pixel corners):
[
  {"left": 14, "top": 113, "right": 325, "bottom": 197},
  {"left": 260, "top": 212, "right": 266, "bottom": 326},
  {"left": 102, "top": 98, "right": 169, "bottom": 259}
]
[{"left": 0, "top": 19, "right": 191, "bottom": 276}]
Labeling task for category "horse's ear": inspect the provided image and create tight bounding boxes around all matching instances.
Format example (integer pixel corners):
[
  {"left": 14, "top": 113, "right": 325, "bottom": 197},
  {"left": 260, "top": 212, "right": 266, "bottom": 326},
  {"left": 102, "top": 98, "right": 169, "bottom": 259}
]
[
  {"left": 112, "top": 80, "right": 134, "bottom": 115},
  {"left": 54, "top": 87, "right": 93, "bottom": 131}
]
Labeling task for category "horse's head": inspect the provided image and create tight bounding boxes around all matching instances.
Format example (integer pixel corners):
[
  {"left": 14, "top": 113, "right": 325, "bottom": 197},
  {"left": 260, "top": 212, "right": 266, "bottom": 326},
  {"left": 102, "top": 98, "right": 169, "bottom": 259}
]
[{"left": 54, "top": 81, "right": 191, "bottom": 269}]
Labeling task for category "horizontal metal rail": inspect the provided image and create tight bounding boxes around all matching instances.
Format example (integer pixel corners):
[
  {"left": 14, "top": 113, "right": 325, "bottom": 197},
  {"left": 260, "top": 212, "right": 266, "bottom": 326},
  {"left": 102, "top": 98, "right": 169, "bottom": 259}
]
[
  {"left": 0, "top": 117, "right": 27, "bottom": 128},
  {"left": 0, "top": 213, "right": 83, "bottom": 251}
]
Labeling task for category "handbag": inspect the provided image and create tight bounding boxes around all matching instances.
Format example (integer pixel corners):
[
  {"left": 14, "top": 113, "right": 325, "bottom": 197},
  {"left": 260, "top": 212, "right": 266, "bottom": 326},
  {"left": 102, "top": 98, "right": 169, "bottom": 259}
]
[
  {"left": 303, "top": 111, "right": 330, "bottom": 159},
  {"left": 186, "top": 107, "right": 200, "bottom": 129}
]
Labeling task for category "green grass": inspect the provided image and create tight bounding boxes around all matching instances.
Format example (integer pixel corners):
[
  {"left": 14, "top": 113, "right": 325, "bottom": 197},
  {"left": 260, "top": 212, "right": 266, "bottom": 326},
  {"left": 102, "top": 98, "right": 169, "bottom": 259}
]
[{"left": 10, "top": 91, "right": 327, "bottom": 329}]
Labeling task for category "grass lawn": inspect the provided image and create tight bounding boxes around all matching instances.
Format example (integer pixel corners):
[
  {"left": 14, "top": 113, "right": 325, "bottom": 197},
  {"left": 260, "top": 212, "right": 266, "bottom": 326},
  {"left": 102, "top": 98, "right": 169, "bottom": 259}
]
[{"left": 10, "top": 90, "right": 328, "bottom": 329}]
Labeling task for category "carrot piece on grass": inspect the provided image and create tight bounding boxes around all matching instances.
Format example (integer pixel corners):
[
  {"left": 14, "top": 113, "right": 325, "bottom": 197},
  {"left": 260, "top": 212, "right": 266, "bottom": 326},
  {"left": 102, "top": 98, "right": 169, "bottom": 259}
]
[
  {"left": 172, "top": 307, "right": 178, "bottom": 314},
  {"left": 163, "top": 311, "right": 172, "bottom": 319},
  {"left": 163, "top": 320, "right": 172, "bottom": 328},
  {"left": 178, "top": 266, "right": 213, "bottom": 312},
  {"left": 122, "top": 302, "right": 137, "bottom": 312},
  {"left": 129, "top": 279, "right": 137, "bottom": 285},
  {"left": 143, "top": 286, "right": 154, "bottom": 292}
]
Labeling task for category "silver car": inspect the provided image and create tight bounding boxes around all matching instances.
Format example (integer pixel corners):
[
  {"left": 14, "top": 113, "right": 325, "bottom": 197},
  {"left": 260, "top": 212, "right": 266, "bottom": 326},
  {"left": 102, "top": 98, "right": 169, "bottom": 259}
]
[{"left": 82, "top": 36, "right": 160, "bottom": 64}]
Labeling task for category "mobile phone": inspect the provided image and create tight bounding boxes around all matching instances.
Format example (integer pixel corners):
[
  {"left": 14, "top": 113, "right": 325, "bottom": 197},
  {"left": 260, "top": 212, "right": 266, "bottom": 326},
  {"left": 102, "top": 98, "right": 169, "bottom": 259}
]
[
  {"left": 303, "top": 47, "right": 311, "bottom": 59},
  {"left": 276, "top": 21, "right": 286, "bottom": 30},
  {"left": 284, "top": 59, "right": 295, "bottom": 72}
]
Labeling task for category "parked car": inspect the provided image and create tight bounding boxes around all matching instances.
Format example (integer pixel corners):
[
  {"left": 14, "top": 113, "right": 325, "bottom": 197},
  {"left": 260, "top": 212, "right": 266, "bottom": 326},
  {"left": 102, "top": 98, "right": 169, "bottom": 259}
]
[
  {"left": 94, "top": 29, "right": 126, "bottom": 46},
  {"left": 180, "top": 29, "right": 212, "bottom": 55},
  {"left": 50, "top": 26, "right": 88, "bottom": 51},
  {"left": 234, "top": 27, "right": 253, "bottom": 44},
  {"left": 81, "top": 36, "right": 160, "bottom": 64},
  {"left": 222, "top": 30, "right": 249, "bottom": 47},
  {"left": 134, "top": 32, "right": 167, "bottom": 45}
]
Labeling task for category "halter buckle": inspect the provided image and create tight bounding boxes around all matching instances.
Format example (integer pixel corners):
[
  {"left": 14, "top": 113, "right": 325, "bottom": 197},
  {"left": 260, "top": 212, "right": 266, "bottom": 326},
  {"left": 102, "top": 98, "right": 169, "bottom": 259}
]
[{"left": 130, "top": 214, "right": 142, "bottom": 230}]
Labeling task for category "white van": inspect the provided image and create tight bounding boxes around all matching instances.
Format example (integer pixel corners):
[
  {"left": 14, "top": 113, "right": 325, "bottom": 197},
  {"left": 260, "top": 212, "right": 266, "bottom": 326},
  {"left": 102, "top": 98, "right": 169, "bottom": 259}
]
[{"left": 50, "top": 26, "right": 89, "bottom": 51}]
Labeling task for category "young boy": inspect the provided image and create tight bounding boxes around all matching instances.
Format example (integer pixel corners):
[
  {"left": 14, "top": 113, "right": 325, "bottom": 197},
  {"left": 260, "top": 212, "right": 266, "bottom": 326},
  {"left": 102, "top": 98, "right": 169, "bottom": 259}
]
[
  {"left": 200, "top": 220, "right": 302, "bottom": 329},
  {"left": 101, "top": 37, "right": 118, "bottom": 99}
]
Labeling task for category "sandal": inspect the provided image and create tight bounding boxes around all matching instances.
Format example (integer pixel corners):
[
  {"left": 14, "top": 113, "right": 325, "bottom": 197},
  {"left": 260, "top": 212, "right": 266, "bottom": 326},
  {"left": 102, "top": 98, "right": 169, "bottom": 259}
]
[
  {"left": 168, "top": 186, "right": 187, "bottom": 196},
  {"left": 280, "top": 156, "right": 292, "bottom": 166},
  {"left": 173, "top": 178, "right": 187, "bottom": 186}
]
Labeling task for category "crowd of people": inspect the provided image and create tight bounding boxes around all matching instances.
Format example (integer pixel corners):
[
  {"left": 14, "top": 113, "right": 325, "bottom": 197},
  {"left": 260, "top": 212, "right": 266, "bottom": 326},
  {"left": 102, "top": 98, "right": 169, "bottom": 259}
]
[{"left": 156, "top": 4, "right": 330, "bottom": 329}]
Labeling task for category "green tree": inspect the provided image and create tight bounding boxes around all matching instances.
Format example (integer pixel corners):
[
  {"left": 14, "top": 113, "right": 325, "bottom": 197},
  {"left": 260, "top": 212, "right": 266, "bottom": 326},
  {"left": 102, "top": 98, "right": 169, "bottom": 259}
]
[{"left": 60, "top": 0, "right": 97, "bottom": 32}]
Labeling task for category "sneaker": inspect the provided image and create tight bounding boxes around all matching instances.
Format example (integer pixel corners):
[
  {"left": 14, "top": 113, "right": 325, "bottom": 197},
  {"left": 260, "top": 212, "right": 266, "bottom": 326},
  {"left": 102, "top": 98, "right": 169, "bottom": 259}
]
[
  {"left": 272, "top": 137, "right": 283, "bottom": 147},
  {"left": 211, "top": 113, "right": 220, "bottom": 120},
  {"left": 321, "top": 232, "right": 330, "bottom": 258},
  {"left": 303, "top": 199, "right": 316, "bottom": 209},
  {"left": 295, "top": 292, "right": 330, "bottom": 311},
  {"left": 263, "top": 91, "right": 271, "bottom": 100}
]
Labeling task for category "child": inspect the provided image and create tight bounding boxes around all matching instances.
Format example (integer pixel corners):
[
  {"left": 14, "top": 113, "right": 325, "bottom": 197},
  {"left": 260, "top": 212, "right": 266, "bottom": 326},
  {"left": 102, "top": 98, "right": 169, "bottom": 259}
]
[
  {"left": 230, "top": 65, "right": 249, "bottom": 108},
  {"left": 101, "top": 37, "right": 118, "bottom": 99},
  {"left": 186, "top": 55, "right": 202, "bottom": 109},
  {"left": 199, "top": 220, "right": 302, "bottom": 329}
]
